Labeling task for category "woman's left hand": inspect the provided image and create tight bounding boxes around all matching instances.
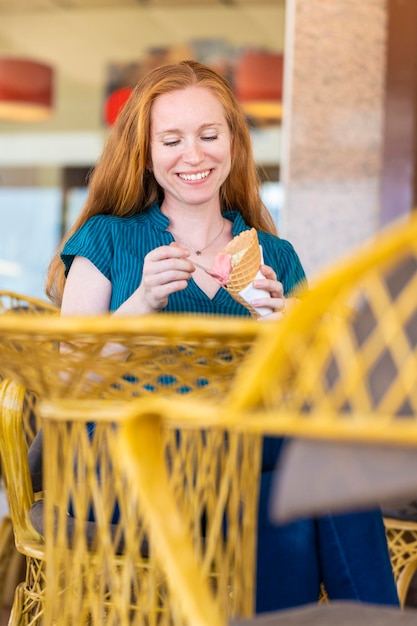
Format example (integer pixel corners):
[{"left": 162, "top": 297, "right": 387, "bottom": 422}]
[{"left": 251, "top": 264, "right": 287, "bottom": 321}]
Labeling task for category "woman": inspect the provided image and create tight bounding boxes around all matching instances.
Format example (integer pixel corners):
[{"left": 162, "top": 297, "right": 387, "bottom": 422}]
[
  {"left": 46, "top": 61, "right": 303, "bottom": 317},
  {"left": 45, "top": 60, "right": 398, "bottom": 611}
]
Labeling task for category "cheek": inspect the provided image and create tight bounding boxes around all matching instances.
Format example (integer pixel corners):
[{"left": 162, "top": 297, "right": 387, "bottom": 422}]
[
  {"left": 220, "top": 142, "right": 232, "bottom": 168},
  {"left": 221, "top": 150, "right": 232, "bottom": 176},
  {"left": 151, "top": 166, "right": 168, "bottom": 191},
  {"left": 156, "top": 146, "right": 177, "bottom": 166},
  {"left": 151, "top": 151, "right": 171, "bottom": 177}
]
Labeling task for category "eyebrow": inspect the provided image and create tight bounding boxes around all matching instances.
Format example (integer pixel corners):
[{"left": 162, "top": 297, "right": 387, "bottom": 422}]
[{"left": 153, "top": 122, "right": 223, "bottom": 137}]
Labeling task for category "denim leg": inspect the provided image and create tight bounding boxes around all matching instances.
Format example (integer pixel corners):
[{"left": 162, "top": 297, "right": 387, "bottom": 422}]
[
  {"left": 317, "top": 509, "right": 399, "bottom": 606},
  {"left": 256, "top": 470, "right": 321, "bottom": 612},
  {"left": 256, "top": 437, "right": 399, "bottom": 612},
  {"left": 256, "top": 436, "right": 321, "bottom": 613}
]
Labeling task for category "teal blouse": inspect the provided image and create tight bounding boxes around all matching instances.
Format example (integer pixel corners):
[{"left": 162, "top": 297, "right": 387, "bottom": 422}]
[{"left": 61, "top": 202, "right": 307, "bottom": 316}]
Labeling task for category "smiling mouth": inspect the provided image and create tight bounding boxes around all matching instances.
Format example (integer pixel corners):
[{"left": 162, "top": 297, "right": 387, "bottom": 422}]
[{"left": 178, "top": 170, "right": 211, "bottom": 181}]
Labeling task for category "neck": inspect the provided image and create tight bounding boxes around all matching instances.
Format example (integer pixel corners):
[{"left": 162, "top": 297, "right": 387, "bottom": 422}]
[
  {"left": 161, "top": 199, "right": 222, "bottom": 228},
  {"left": 167, "top": 215, "right": 226, "bottom": 256},
  {"left": 165, "top": 206, "right": 224, "bottom": 232}
]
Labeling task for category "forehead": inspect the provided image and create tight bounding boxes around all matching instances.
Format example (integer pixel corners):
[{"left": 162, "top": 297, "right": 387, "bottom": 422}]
[{"left": 151, "top": 86, "right": 226, "bottom": 130}]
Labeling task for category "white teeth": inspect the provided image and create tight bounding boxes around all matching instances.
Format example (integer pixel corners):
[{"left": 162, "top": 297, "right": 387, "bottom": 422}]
[{"left": 179, "top": 170, "right": 210, "bottom": 181}]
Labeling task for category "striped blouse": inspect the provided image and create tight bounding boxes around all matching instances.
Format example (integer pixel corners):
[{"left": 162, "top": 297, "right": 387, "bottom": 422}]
[{"left": 61, "top": 202, "right": 307, "bottom": 317}]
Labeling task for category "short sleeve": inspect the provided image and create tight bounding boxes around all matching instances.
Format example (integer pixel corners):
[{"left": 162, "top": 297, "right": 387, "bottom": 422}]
[
  {"left": 276, "top": 240, "right": 307, "bottom": 296},
  {"left": 258, "top": 232, "right": 307, "bottom": 297},
  {"left": 61, "top": 215, "right": 115, "bottom": 280}
]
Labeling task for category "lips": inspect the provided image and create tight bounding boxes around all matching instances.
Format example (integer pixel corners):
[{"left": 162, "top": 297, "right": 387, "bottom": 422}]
[{"left": 178, "top": 170, "right": 210, "bottom": 181}]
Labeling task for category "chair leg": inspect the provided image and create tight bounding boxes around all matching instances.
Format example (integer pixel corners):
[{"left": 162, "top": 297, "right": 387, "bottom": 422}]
[
  {"left": 404, "top": 569, "right": 417, "bottom": 608},
  {"left": 0, "top": 516, "right": 25, "bottom": 609},
  {"left": 4, "top": 558, "right": 45, "bottom": 626},
  {"left": 3, "top": 550, "right": 26, "bottom": 610},
  {"left": 0, "top": 516, "right": 44, "bottom": 626},
  {"left": 398, "top": 561, "right": 417, "bottom": 608},
  {"left": 7, "top": 584, "right": 26, "bottom": 626}
]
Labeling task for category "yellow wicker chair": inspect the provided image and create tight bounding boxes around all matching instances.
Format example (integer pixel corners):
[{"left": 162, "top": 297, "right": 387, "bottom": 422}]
[
  {"left": 114, "top": 214, "right": 417, "bottom": 624},
  {"left": 384, "top": 517, "right": 417, "bottom": 607},
  {"left": 0, "top": 291, "right": 57, "bottom": 620},
  {"left": 0, "top": 314, "right": 263, "bottom": 625},
  {"left": 116, "top": 400, "right": 417, "bottom": 626},
  {"left": 230, "top": 212, "right": 417, "bottom": 608},
  {"left": 0, "top": 291, "right": 57, "bottom": 318},
  {"left": 228, "top": 213, "right": 417, "bottom": 608},
  {"left": 0, "top": 289, "right": 58, "bottom": 443},
  {"left": 0, "top": 380, "right": 46, "bottom": 626},
  {"left": 3, "top": 210, "right": 417, "bottom": 624}
]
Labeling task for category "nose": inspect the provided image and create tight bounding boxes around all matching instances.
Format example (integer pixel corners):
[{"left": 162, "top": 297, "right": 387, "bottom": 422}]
[{"left": 183, "top": 140, "right": 203, "bottom": 165}]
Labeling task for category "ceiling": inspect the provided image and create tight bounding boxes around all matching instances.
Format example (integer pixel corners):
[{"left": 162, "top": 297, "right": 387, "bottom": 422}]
[
  {"left": 0, "top": 0, "right": 283, "bottom": 151},
  {"left": 0, "top": 0, "right": 279, "bottom": 12}
]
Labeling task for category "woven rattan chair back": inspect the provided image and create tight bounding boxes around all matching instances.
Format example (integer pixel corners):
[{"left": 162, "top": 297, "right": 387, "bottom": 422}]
[
  {"left": 0, "top": 290, "right": 57, "bottom": 440},
  {"left": 0, "top": 291, "right": 57, "bottom": 623},
  {"left": 221, "top": 214, "right": 417, "bottom": 438},
  {"left": 0, "top": 313, "right": 263, "bottom": 626},
  {"left": 0, "top": 290, "right": 56, "bottom": 317},
  {"left": 0, "top": 379, "right": 46, "bottom": 625}
]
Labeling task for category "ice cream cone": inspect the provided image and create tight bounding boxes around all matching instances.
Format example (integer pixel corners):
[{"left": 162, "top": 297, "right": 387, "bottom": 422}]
[
  {"left": 223, "top": 229, "right": 263, "bottom": 317},
  {"left": 209, "top": 228, "right": 271, "bottom": 317},
  {"left": 223, "top": 229, "right": 261, "bottom": 292}
]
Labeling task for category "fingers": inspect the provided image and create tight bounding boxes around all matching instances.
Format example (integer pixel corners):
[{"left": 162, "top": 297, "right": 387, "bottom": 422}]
[
  {"left": 254, "top": 298, "right": 286, "bottom": 320},
  {"left": 145, "top": 244, "right": 194, "bottom": 277},
  {"left": 258, "top": 264, "right": 277, "bottom": 282},
  {"left": 140, "top": 244, "right": 195, "bottom": 311},
  {"left": 252, "top": 264, "right": 286, "bottom": 317},
  {"left": 252, "top": 265, "right": 287, "bottom": 321}
]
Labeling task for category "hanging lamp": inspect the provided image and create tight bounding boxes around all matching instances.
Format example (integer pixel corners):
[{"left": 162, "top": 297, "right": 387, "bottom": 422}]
[
  {"left": 104, "top": 86, "right": 133, "bottom": 126},
  {"left": 0, "top": 58, "right": 54, "bottom": 122},
  {"left": 234, "top": 50, "right": 283, "bottom": 123}
]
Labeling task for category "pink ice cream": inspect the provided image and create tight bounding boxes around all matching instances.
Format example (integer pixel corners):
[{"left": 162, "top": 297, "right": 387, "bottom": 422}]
[{"left": 209, "top": 253, "right": 232, "bottom": 286}]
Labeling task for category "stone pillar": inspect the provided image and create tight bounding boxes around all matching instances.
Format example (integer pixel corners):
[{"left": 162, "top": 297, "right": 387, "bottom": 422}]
[
  {"left": 281, "top": 0, "right": 388, "bottom": 279},
  {"left": 380, "top": 0, "right": 417, "bottom": 226}
]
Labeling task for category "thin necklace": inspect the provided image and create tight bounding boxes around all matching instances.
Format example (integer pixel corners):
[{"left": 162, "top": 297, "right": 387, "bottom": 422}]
[{"left": 169, "top": 219, "right": 225, "bottom": 256}]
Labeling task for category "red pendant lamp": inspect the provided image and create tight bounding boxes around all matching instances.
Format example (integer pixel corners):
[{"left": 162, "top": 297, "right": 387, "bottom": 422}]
[
  {"left": 104, "top": 86, "right": 133, "bottom": 126},
  {"left": 234, "top": 50, "right": 283, "bottom": 123},
  {"left": 0, "top": 58, "right": 54, "bottom": 122}
]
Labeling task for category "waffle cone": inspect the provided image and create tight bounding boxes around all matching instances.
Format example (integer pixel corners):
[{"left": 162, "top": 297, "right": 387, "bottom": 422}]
[{"left": 223, "top": 228, "right": 261, "bottom": 295}]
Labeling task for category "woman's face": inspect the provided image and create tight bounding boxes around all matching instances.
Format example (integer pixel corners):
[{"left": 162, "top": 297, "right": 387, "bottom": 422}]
[{"left": 150, "top": 85, "right": 232, "bottom": 210}]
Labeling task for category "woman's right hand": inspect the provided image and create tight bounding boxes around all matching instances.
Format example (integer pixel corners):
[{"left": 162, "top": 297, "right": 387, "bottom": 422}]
[
  {"left": 133, "top": 242, "right": 195, "bottom": 313},
  {"left": 61, "top": 243, "right": 195, "bottom": 318}
]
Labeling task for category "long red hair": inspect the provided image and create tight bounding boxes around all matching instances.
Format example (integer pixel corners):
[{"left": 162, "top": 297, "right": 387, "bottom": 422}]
[{"left": 46, "top": 60, "right": 277, "bottom": 305}]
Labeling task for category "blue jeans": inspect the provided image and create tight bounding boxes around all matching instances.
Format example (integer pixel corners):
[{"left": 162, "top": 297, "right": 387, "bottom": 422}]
[{"left": 256, "top": 437, "right": 399, "bottom": 613}]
